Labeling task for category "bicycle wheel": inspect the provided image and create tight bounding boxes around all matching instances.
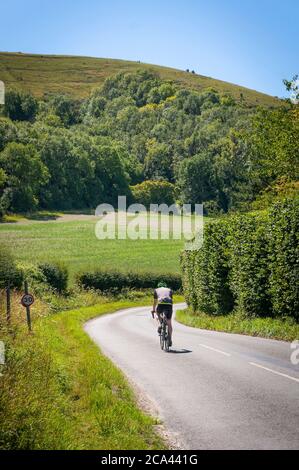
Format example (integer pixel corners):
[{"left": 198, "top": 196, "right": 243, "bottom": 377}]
[
  {"left": 164, "top": 324, "right": 170, "bottom": 352},
  {"left": 160, "top": 326, "right": 164, "bottom": 350}
]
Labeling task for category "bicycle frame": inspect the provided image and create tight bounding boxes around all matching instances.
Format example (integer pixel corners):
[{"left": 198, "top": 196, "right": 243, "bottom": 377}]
[{"left": 159, "top": 311, "right": 170, "bottom": 352}]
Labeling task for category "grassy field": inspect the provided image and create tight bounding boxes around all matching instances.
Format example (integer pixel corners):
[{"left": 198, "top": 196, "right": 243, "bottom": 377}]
[
  {"left": 0, "top": 212, "right": 197, "bottom": 280},
  {"left": 0, "top": 297, "right": 168, "bottom": 450},
  {"left": 0, "top": 51, "right": 280, "bottom": 106},
  {"left": 176, "top": 308, "right": 299, "bottom": 342}
]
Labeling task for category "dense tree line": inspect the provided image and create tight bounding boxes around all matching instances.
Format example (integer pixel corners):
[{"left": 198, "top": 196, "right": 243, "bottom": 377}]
[{"left": 0, "top": 70, "right": 298, "bottom": 216}]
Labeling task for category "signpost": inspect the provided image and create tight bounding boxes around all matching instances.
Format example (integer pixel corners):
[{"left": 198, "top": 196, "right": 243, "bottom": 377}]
[
  {"left": 6, "top": 282, "right": 11, "bottom": 324},
  {"left": 21, "top": 281, "right": 34, "bottom": 331}
]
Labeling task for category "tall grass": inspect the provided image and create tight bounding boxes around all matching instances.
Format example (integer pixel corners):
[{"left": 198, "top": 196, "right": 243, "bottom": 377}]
[
  {"left": 176, "top": 308, "right": 299, "bottom": 342},
  {"left": 0, "top": 52, "right": 280, "bottom": 106},
  {"left": 0, "top": 296, "right": 166, "bottom": 450}
]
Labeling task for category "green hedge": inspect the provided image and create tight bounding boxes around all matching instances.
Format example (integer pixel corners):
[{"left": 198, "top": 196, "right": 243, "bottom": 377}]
[
  {"left": 181, "top": 198, "right": 299, "bottom": 320},
  {"left": 181, "top": 220, "right": 233, "bottom": 315},
  {"left": 77, "top": 270, "right": 181, "bottom": 292},
  {"left": 268, "top": 199, "right": 299, "bottom": 318},
  {"left": 0, "top": 245, "right": 23, "bottom": 289},
  {"left": 228, "top": 215, "right": 271, "bottom": 317},
  {"left": 38, "top": 262, "right": 68, "bottom": 293}
]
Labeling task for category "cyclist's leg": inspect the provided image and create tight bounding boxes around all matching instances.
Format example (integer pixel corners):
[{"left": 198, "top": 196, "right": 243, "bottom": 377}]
[
  {"left": 166, "top": 318, "right": 173, "bottom": 339},
  {"left": 156, "top": 305, "right": 163, "bottom": 333},
  {"left": 165, "top": 305, "right": 173, "bottom": 341}
]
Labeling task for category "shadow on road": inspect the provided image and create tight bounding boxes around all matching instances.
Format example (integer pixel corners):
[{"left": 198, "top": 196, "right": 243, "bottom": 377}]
[{"left": 169, "top": 349, "right": 192, "bottom": 354}]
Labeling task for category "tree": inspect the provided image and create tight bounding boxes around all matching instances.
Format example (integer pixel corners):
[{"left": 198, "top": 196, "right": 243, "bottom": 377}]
[
  {"left": 0, "top": 143, "right": 48, "bottom": 211},
  {"left": 49, "top": 94, "right": 81, "bottom": 126},
  {"left": 283, "top": 75, "right": 299, "bottom": 104},
  {"left": 4, "top": 90, "right": 38, "bottom": 121},
  {"left": 131, "top": 180, "right": 175, "bottom": 208},
  {"left": 144, "top": 140, "right": 173, "bottom": 181},
  {"left": 177, "top": 152, "right": 216, "bottom": 206}
]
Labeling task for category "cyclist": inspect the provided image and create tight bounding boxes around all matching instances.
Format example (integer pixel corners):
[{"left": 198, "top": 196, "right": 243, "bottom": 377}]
[{"left": 151, "top": 281, "right": 173, "bottom": 347}]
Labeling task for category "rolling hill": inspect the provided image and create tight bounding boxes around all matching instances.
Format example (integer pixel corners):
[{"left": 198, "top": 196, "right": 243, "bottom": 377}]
[{"left": 0, "top": 51, "right": 280, "bottom": 106}]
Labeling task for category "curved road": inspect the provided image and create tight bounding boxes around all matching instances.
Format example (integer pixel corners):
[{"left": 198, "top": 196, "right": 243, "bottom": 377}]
[{"left": 85, "top": 304, "right": 299, "bottom": 450}]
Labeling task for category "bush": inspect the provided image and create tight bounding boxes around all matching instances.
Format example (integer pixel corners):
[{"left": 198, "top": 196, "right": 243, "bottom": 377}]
[
  {"left": 180, "top": 198, "right": 299, "bottom": 320},
  {"left": 130, "top": 180, "right": 175, "bottom": 209},
  {"left": 38, "top": 262, "right": 68, "bottom": 293},
  {"left": 77, "top": 269, "right": 181, "bottom": 292},
  {"left": 181, "top": 220, "right": 233, "bottom": 315},
  {"left": 0, "top": 244, "right": 23, "bottom": 289},
  {"left": 268, "top": 198, "right": 299, "bottom": 319},
  {"left": 228, "top": 214, "right": 271, "bottom": 317}
]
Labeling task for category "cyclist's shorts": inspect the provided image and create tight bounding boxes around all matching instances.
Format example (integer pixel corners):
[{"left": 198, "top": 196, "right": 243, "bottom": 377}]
[{"left": 157, "top": 304, "right": 173, "bottom": 319}]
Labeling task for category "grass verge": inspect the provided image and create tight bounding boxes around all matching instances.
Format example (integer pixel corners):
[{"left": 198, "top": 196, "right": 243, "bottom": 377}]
[
  {"left": 176, "top": 308, "right": 299, "bottom": 342},
  {"left": 0, "top": 297, "right": 172, "bottom": 450}
]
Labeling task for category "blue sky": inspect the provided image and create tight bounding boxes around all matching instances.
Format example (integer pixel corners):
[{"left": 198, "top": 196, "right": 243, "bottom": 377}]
[{"left": 1, "top": 0, "right": 298, "bottom": 97}]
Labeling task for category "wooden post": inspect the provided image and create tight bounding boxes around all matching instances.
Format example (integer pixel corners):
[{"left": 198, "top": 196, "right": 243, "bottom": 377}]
[
  {"left": 24, "top": 280, "right": 32, "bottom": 332},
  {"left": 6, "top": 283, "right": 11, "bottom": 323}
]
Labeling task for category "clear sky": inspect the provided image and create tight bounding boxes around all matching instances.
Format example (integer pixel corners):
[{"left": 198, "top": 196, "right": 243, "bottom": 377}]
[{"left": 1, "top": 0, "right": 298, "bottom": 97}]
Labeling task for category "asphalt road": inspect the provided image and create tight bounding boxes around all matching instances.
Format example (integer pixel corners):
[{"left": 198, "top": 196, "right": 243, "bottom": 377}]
[{"left": 85, "top": 304, "right": 299, "bottom": 450}]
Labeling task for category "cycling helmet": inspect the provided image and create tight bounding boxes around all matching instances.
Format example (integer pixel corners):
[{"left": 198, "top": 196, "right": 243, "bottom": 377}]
[{"left": 157, "top": 281, "right": 167, "bottom": 288}]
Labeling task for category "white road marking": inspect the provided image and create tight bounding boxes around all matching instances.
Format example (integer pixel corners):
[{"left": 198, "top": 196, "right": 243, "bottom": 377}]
[
  {"left": 199, "top": 343, "right": 231, "bottom": 357},
  {"left": 250, "top": 362, "right": 299, "bottom": 383}
]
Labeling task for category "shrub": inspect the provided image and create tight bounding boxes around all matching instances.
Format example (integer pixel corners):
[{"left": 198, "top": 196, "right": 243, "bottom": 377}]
[
  {"left": 77, "top": 269, "right": 181, "bottom": 292},
  {"left": 228, "top": 214, "right": 271, "bottom": 317},
  {"left": 267, "top": 198, "right": 299, "bottom": 319},
  {"left": 130, "top": 180, "right": 175, "bottom": 209},
  {"left": 180, "top": 249, "right": 198, "bottom": 311},
  {"left": 180, "top": 198, "right": 298, "bottom": 320},
  {"left": 38, "top": 262, "right": 68, "bottom": 293},
  {"left": 0, "top": 244, "right": 23, "bottom": 289},
  {"left": 181, "top": 220, "right": 233, "bottom": 315}
]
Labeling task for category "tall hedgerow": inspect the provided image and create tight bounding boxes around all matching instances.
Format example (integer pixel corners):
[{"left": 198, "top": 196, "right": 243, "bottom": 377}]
[
  {"left": 181, "top": 220, "right": 233, "bottom": 315},
  {"left": 267, "top": 198, "right": 299, "bottom": 319},
  {"left": 180, "top": 198, "right": 298, "bottom": 320},
  {"left": 228, "top": 214, "right": 271, "bottom": 317}
]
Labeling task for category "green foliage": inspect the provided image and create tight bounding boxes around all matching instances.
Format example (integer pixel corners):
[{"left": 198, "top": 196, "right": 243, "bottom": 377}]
[
  {"left": 77, "top": 269, "right": 181, "bottom": 292},
  {"left": 267, "top": 198, "right": 299, "bottom": 319},
  {"left": 4, "top": 89, "right": 38, "bottom": 121},
  {"left": 0, "top": 142, "right": 48, "bottom": 212},
  {"left": 245, "top": 107, "right": 299, "bottom": 183},
  {"left": 177, "top": 152, "right": 216, "bottom": 206},
  {"left": 181, "top": 220, "right": 233, "bottom": 315},
  {"left": 228, "top": 215, "right": 271, "bottom": 317},
  {"left": 181, "top": 199, "right": 299, "bottom": 320},
  {"left": 0, "top": 300, "right": 164, "bottom": 449},
  {"left": 0, "top": 70, "right": 297, "bottom": 218},
  {"left": 39, "top": 262, "right": 68, "bottom": 293},
  {"left": 0, "top": 244, "right": 23, "bottom": 289},
  {"left": 176, "top": 308, "right": 299, "bottom": 342},
  {"left": 47, "top": 94, "right": 81, "bottom": 126},
  {"left": 0, "top": 118, "right": 17, "bottom": 152},
  {"left": 131, "top": 180, "right": 175, "bottom": 208}
]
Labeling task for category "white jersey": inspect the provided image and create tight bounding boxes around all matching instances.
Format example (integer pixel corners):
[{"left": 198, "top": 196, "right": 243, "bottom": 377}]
[{"left": 154, "top": 287, "right": 173, "bottom": 305}]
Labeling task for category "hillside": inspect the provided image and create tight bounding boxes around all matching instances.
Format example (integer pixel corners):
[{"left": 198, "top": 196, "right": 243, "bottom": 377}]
[{"left": 0, "top": 51, "right": 280, "bottom": 106}]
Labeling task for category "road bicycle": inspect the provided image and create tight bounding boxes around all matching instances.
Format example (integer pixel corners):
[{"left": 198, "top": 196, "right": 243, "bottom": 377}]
[{"left": 152, "top": 310, "right": 170, "bottom": 352}]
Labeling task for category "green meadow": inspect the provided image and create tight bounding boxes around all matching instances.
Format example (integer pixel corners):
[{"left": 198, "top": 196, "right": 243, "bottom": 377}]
[{"left": 0, "top": 212, "right": 204, "bottom": 280}]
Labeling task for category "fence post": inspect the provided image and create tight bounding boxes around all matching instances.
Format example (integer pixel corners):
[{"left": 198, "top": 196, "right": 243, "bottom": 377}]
[
  {"left": 24, "top": 280, "right": 32, "bottom": 332},
  {"left": 6, "top": 282, "right": 11, "bottom": 324}
]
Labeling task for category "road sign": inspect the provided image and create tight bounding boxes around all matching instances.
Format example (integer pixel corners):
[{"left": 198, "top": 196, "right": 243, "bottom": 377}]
[{"left": 21, "top": 293, "right": 34, "bottom": 308}]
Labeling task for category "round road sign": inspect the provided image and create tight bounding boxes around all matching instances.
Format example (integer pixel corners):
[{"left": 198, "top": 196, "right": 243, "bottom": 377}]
[{"left": 21, "top": 293, "right": 35, "bottom": 308}]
